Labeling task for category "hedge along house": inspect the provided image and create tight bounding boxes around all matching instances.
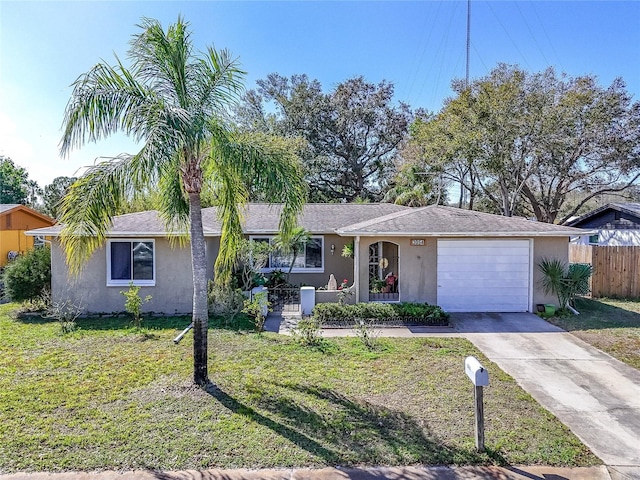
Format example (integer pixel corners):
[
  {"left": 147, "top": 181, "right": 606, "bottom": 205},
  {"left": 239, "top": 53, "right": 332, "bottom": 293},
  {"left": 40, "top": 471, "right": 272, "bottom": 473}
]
[
  {"left": 0, "top": 204, "right": 56, "bottom": 268},
  {"left": 28, "top": 203, "right": 586, "bottom": 314}
]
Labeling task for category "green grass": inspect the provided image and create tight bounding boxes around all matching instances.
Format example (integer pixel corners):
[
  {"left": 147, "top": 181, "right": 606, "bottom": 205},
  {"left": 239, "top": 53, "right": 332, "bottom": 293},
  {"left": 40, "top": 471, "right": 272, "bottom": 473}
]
[
  {"left": 0, "top": 303, "right": 598, "bottom": 473},
  {"left": 548, "top": 297, "right": 640, "bottom": 370}
]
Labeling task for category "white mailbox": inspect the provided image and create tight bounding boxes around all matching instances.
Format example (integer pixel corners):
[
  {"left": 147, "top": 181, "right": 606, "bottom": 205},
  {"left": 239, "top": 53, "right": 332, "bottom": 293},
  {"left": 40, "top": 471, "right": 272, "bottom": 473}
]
[{"left": 465, "top": 356, "right": 489, "bottom": 387}]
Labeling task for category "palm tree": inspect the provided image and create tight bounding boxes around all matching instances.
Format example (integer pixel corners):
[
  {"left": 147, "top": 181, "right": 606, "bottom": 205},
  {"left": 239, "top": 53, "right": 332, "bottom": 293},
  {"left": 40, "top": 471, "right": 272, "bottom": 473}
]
[
  {"left": 59, "top": 17, "right": 306, "bottom": 386},
  {"left": 273, "top": 226, "right": 311, "bottom": 283}
]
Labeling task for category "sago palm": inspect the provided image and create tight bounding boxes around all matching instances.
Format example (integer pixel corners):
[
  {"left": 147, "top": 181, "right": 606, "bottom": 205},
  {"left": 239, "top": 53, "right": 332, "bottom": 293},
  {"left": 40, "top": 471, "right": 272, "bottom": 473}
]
[{"left": 59, "top": 17, "right": 305, "bottom": 386}]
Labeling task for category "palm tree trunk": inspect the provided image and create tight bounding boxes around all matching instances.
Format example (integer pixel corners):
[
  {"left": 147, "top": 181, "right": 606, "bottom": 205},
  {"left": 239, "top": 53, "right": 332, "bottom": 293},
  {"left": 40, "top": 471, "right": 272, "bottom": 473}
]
[
  {"left": 286, "top": 248, "right": 298, "bottom": 283},
  {"left": 188, "top": 192, "right": 209, "bottom": 385}
]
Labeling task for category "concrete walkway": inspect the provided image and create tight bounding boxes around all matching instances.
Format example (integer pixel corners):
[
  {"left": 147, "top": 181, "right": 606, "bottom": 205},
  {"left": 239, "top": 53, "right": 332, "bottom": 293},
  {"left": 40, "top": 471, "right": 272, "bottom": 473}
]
[{"left": 450, "top": 312, "right": 640, "bottom": 480}]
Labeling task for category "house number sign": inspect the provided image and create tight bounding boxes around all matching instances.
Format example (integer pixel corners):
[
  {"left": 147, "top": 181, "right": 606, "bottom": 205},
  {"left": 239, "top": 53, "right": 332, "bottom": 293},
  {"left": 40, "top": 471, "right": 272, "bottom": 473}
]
[{"left": 410, "top": 239, "right": 425, "bottom": 246}]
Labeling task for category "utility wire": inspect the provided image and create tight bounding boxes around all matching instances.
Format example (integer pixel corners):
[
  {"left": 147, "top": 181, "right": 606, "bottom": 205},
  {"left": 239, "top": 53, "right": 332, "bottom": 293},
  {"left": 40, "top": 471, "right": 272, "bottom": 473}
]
[
  {"left": 486, "top": 1, "right": 531, "bottom": 70},
  {"left": 416, "top": 1, "right": 461, "bottom": 109},
  {"left": 405, "top": 1, "right": 443, "bottom": 100},
  {"left": 529, "top": 0, "right": 564, "bottom": 71},
  {"left": 514, "top": 0, "right": 551, "bottom": 67}
]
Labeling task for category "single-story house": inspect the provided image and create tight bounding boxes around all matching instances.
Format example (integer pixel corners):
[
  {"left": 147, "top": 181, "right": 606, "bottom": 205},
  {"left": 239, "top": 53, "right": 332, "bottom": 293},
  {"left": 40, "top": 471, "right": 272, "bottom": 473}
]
[
  {"left": 28, "top": 203, "right": 586, "bottom": 314},
  {"left": 1, "top": 204, "right": 56, "bottom": 267},
  {"left": 567, "top": 203, "right": 640, "bottom": 246}
]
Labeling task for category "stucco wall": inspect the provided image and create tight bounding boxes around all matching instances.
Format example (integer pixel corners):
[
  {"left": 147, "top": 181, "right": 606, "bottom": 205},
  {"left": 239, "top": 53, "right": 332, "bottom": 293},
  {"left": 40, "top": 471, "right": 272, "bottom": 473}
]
[
  {"left": 285, "top": 234, "right": 355, "bottom": 288},
  {"left": 532, "top": 236, "right": 570, "bottom": 307},
  {"left": 355, "top": 235, "right": 570, "bottom": 311},
  {"left": 206, "top": 237, "right": 220, "bottom": 281},
  {"left": 355, "top": 236, "right": 435, "bottom": 303},
  {"left": 51, "top": 238, "right": 195, "bottom": 314},
  {"left": 51, "top": 232, "right": 570, "bottom": 314}
]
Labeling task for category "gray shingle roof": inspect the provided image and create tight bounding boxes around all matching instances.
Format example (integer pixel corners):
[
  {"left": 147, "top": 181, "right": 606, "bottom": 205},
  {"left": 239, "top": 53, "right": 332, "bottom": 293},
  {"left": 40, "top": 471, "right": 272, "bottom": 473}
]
[
  {"left": 337, "top": 205, "right": 587, "bottom": 236},
  {"left": 27, "top": 203, "right": 409, "bottom": 237},
  {"left": 235, "top": 203, "right": 408, "bottom": 233},
  {"left": 28, "top": 203, "right": 586, "bottom": 238}
]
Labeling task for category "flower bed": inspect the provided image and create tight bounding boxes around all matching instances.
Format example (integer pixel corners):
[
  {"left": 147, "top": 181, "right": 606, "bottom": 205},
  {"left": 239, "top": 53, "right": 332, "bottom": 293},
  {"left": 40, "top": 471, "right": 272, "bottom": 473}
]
[{"left": 312, "top": 302, "right": 449, "bottom": 327}]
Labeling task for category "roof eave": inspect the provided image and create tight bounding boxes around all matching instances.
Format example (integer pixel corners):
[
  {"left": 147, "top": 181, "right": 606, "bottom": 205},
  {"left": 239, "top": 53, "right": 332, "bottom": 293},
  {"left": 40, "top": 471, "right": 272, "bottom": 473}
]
[{"left": 335, "top": 230, "right": 592, "bottom": 237}]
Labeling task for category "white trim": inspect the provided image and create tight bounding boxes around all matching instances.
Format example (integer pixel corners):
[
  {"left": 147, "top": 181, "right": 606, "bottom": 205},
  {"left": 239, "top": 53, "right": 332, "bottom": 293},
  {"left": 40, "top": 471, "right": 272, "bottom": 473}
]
[
  {"left": 106, "top": 239, "right": 156, "bottom": 287},
  {"left": 528, "top": 238, "right": 534, "bottom": 313},
  {"left": 354, "top": 236, "right": 361, "bottom": 302},
  {"left": 336, "top": 230, "right": 584, "bottom": 237}
]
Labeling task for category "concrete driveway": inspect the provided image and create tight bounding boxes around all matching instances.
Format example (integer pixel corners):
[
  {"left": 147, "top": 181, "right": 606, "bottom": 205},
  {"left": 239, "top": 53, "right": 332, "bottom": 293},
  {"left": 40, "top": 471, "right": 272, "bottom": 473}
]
[{"left": 452, "top": 312, "right": 640, "bottom": 479}]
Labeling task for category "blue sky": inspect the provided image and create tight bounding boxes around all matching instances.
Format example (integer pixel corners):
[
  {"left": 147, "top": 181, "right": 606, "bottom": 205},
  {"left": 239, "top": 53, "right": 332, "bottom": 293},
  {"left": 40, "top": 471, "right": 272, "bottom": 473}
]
[{"left": 1, "top": 0, "right": 639, "bottom": 187}]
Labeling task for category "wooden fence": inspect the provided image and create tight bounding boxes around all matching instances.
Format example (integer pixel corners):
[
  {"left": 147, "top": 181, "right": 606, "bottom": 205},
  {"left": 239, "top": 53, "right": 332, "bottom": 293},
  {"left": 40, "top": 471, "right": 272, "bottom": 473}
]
[{"left": 569, "top": 245, "right": 640, "bottom": 298}]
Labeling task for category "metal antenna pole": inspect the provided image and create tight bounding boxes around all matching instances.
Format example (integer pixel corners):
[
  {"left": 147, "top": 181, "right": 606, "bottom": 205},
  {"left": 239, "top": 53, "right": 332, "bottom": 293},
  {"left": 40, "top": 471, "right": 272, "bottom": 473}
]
[{"left": 466, "top": 0, "right": 471, "bottom": 88}]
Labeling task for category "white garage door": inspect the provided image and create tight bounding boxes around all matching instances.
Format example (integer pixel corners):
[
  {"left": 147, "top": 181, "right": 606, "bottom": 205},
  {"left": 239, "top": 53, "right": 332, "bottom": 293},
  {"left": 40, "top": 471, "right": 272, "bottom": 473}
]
[{"left": 437, "top": 239, "right": 531, "bottom": 312}]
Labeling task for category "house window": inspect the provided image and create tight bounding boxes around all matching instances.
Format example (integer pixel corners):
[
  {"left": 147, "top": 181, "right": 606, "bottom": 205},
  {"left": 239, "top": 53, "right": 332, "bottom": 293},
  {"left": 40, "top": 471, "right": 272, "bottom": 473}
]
[
  {"left": 588, "top": 234, "right": 599, "bottom": 245},
  {"left": 250, "top": 236, "right": 324, "bottom": 272},
  {"left": 107, "top": 240, "right": 155, "bottom": 286}
]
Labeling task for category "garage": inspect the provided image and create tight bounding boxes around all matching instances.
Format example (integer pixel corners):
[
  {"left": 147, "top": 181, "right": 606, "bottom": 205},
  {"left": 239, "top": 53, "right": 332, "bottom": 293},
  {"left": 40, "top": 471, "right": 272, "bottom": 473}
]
[{"left": 437, "top": 239, "right": 531, "bottom": 312}]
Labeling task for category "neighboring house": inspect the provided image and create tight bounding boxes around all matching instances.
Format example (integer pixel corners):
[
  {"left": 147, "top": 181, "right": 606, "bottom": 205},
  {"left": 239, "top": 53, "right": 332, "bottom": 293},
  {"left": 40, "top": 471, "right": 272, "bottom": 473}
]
[
  {"left": 567, "top": 203, "right": 640, "bottom": 246},
  {"left": 0, "top": 204, "right": 56, "bottom": 268},
  {"left": 28, "top": 203, "right": 586, "bottom": 314}
]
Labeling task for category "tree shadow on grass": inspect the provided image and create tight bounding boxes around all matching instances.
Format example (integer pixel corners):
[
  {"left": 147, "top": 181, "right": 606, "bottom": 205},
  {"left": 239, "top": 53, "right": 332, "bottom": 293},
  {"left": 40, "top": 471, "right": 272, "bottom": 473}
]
[
  {"left": 201, "top": 381, "right": 341, "bottom": 464},
  {"left": 199, "top": 381, "right": 498, "bottom": 468},
  {"left": 551, "top": 298, "right": 640, "bottom": 331}
]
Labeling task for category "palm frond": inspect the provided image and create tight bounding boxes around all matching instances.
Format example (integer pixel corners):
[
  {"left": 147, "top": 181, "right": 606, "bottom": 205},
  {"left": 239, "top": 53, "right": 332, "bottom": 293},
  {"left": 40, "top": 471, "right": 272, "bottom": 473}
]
[
  {"left": 210, "top": 156, "right": 249, "bottom": 285},
  {"left": 196, "top": 47, "right": 246, "bottom": 114},
  {"left": 129, "top": 16, "right": 191, "bottom": 105},
  {"left": 59, "top": 155, "right": 142, "bottom": 273},
  {"left": 209, "top": 129, "right": 307, "bottom": 241},
  {"left": 157, "top": 161, "right": 190, "bottom": 246}
]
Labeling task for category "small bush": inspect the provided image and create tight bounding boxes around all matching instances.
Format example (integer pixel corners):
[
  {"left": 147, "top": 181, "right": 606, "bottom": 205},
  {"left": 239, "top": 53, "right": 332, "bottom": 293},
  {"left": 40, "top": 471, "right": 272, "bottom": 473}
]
[
  {"left": 208, "top": 282, "right": 245, "bottom": 323},
  {"left": 292, "top": 316, "right": 323, "bottom": 346},
  {"left": 354, "top": 319, "right": 379, "bottom": 350},
  {"left": 312, "top": 301, "right": 449, "bottom": 326},
  {"left": 120, "top": 283, "right": 152, "bottom": 329},
  {"left": 2, "top": 247, "right": 51, "bottom": 302},
  {"left": 44, "top": 292, "right": 83, "bottom": 335},
  {"left": 242, "top": 292, "right": 271, "bottom": 332}
]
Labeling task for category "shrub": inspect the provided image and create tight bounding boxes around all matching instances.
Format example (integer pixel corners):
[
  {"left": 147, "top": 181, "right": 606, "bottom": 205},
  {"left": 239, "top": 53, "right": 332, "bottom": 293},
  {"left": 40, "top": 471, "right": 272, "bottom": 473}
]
[
  {"left": 336, "top": 279, "right": 353, "bottom": 304},
  {"left": 242, "top": 291, "right": 271, "bottom": 332},
  {"left": 44, "top": 290, "right": 83, "bottom": 335},
  {"left": 354, "top": 319, "right": 379, "bottom": 350},
  {"left": 292, "top": 316, "right": 323, "bottom": 346},
  {"left": 120, "top": 282, "right": 152, "bottom": 329},
  {"left": 538, "top": 258, "right": 593, "bottom": 311},
  {"left": 312, "top": 302, "right": 449, "bottom": 326},
  {"left": 2, "top": 247, "right": 51, "bottom": 302},
  {"left": 208, "top": 282, "right": 245, "bottom": 323}
]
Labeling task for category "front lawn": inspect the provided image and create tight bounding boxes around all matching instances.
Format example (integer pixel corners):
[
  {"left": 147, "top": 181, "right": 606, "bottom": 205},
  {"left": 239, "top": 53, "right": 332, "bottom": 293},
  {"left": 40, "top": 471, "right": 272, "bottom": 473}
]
[
  {"left": 0, "top": 303, "right": 598, "bottom": 473},
  {"left": 548, "top": 297, "right": 640, "bottom": 370}
]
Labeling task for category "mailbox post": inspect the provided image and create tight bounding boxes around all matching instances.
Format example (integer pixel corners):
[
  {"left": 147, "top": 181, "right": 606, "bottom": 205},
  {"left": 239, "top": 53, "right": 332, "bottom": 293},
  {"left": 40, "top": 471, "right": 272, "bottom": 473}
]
[{"left": 464, "top": 356, "right": 489, "bottom": 451}]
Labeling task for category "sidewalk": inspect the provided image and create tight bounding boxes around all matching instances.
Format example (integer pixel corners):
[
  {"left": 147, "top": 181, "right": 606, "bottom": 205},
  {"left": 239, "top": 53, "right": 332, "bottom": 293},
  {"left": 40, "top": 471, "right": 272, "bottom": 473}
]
[{"left": 0, "top": 465, "right": 614, "bottom": 480}]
